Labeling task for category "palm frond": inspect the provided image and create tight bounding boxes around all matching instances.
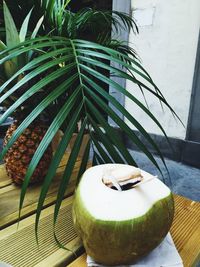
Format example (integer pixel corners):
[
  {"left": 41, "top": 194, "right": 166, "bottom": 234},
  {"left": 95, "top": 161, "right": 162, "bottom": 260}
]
[
  {"left": 35, "top": 5, "right": 138, "bottom": 40},
  {"left": 96, "top": 37, "right": 138, "bottom": 60},
  {"left": 0, "top": 37, "right": 180, "bottom": 239}
]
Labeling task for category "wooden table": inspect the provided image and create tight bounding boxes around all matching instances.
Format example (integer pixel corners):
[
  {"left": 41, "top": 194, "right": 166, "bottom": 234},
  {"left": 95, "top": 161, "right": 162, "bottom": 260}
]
[{"left": 0, "top": 154, "right": 200, "bottom": 267}]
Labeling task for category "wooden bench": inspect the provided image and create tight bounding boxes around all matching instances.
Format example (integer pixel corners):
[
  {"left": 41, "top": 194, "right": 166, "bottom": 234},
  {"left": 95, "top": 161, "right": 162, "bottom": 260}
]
[{"left": 0, "top": 154, "right": 199, "bottom": 267}]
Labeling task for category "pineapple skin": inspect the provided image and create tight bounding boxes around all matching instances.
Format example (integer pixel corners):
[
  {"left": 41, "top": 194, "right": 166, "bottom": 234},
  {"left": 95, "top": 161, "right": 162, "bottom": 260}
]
[{"left": 3, "top": 122, "right": 53, "bottom": 185}]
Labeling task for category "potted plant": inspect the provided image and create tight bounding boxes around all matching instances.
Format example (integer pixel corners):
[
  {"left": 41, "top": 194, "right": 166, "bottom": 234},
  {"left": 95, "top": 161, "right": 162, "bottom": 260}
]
[{"left": 0, "top": 0, "right": 180, "bottom": 238}]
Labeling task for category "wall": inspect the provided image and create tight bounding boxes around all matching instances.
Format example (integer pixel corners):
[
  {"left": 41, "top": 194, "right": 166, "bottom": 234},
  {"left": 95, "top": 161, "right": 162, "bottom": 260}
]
[{"left": 125, "top": 0, "right": 200, "bottom": 139}]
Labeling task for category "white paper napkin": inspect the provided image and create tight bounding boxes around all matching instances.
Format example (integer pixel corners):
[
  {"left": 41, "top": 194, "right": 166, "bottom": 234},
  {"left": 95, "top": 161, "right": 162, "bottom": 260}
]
[
  {"left": 0, "top": 263, "right": 13, "bottom": 267},
  {"left": 87, "top": 233, "right": 183, "bottom": 267}
]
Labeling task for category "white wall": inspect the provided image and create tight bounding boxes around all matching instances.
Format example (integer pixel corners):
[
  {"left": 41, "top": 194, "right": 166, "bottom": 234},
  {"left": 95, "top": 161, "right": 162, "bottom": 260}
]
[{"left": 125, "top": 0, "right": 200, "bottom": 139}]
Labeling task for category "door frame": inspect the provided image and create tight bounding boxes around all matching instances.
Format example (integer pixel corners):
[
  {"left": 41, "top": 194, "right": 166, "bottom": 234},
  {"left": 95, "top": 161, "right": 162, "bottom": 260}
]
[
  {"left": 186, "top": 31, "right": 200, "bottom": 143},
  {"left": 110, "top": 0, "right": 131, "bottom": 121}
]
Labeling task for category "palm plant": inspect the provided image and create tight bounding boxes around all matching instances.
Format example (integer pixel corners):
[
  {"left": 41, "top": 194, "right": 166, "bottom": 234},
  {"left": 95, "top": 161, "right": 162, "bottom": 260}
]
[{"left": 0, "top": 0, "right": 180, "bottom": 240}]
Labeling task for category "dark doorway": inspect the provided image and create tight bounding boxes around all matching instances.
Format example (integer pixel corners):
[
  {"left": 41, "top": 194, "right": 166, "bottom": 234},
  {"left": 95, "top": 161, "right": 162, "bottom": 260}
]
[
  {"left": 186, "top": 32, "right": 200, "bottom": 143},
  {"left": 69, "top": 0, "right": 112, "bottom": 11},
  {"left": 181, "top": 32, "right": 200, "bottom": 167}
]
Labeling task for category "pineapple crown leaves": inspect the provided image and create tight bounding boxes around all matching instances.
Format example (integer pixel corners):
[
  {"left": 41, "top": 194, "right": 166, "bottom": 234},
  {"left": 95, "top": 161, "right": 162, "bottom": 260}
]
[{"left": 0, "top": 1, "right": 44, "bottom": 79}]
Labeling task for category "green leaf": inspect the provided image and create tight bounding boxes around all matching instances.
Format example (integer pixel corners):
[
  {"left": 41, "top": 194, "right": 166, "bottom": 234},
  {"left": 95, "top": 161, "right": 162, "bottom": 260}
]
[
  {"left": 91, "top": 134, "right": 113, "bottom": 164},
  {"left": 19, "top": 8, "right": 33, "bottom": 42},
  {"left": 64, "top": 0, "right": 72, "bottom": 8},
  {"left": 95, "top": 152, "right": 105, "bottom": 165},
  {"left": 92, "top": 153, "right": 98, "bottom": 166},
  {"left": 0, "top": 62, "right": 76, "bottom": 125},
  {"left": 82, "top": 74, "right": 167, "bottom": 169},
  {"left": 86, "top": 86, "right": 162, "bottom": 174},
  {"left": 74, "top": 40, "right": 182, "bottom": 122},
  {"left": 80, "top": 60, "right": 167, "bottom": 106},
  {"left": 19, "top": 87, "right": 82, "bottom": 216},
  {"left": 35, "top": 102, "right": 83, "bottom": 241},
  {"left": 31, "top": 16, "right": 44, "bottom": 39},
  {"left": 86, "top": 100, "right": 137, "bottom": 166},
  {"left": 0, "top": 40, "right": 6, "bottom": 51},
  {"left": 0, "top": 35, "right": 181, "bottom": 233},
  {"left": 75, "top": 40, "right": 153, "bottom": 87},
  {"left": 76, "top": 139, "right": 91, "bottom": 184},
  {"left": 81, "top": 59, "right": 175, "bottom": 120},
  {"left": 53, "top": 118, "right": 87, "bottom": 227},
  {"left": 28, "top": 15, "right": 44, "bottom": 61},
  {"left": 1, "top": 74, "right": 78, "bottom": 160},
  {"left": 78, "top": 62, "right": 170, "bottom": 141},
  {"left": 3, "top": 1, "right": 20, "bottom": 48},
  {"left": 0, "top": 53, "right": 74, "bottom": 102},
  {"left": 46, "top": 0, "right": 56, "bottom": 22},
  {"left": 0, "top": 38, "right": 68, "bottom": 65},
  {"left": 88, "top": 116, "right": 125, "bottom": 164},
  {"left": 77, "top": 52, "right": 151, "bottom": 85},
  {"left": 0, "top": 46, "right": 71, "bottom": 93}
]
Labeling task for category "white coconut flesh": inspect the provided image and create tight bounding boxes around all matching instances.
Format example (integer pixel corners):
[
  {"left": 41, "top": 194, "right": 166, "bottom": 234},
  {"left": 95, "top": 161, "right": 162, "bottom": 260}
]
[
  {"left": 73, "top": 164, "right": 174, "bottom": 265},
  {"left": 77, "top": 164, "right": 171, "bottom": 221}
]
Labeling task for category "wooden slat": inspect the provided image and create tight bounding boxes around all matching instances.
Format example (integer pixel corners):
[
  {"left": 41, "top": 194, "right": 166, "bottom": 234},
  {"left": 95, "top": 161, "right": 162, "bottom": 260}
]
[
  {"left": 0, "top": 164, "right": 11, "bottom": 188},
  {"left": 171, "top": 195, "right": 200, "bottom": 267},
  {"left": 0, "top": 154, "right": 91, "bottom": 229},
  {"left": 68, "top": 195, "right": 200, "bottom": 267},
  {"left": 0, "top": 196, "right": 83, "bottom": 267},
  {"left": 0, "top": 194, "right": 199, "bottom": 267},
  {"left": 68, "top": 254, "right": 87, "bottom": 267}
]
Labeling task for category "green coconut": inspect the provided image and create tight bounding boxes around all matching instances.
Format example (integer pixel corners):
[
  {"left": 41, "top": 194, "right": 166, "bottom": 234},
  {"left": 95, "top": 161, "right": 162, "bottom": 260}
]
[{"left": 72, "top": 164, "right": 174, "bottom": 266}]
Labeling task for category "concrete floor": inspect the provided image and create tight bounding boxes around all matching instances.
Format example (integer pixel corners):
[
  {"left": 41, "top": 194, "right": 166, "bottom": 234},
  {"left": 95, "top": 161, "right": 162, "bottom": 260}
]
[{"left": 130, "top": 150, "right": 200, "bottom": 202}]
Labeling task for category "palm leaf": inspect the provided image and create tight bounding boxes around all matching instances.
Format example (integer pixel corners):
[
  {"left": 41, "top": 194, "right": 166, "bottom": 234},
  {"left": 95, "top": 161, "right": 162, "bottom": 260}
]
[
  {"left": 35, "top": 102, "right": 83, "bottom": 241},
  {"left": 35, "top": 6, "right": 138, "bottom": 39},
  {"left": 89, "top": 118, "right": 125, "bottom": 164},
  {"left": 0, "top": 55, "right": 74, "bottom": 104},
  {"left": 0, "top": 62, "right": 76, "bottom": 128},
  {"left": 0, "top": 37, "right": 179, "bottom": 236},
  {"left": 91, "top": 135, "right": 113, "bottom": 164},
  {"left": 86, "top": 101, "right": 137, "bottom": 166},
  {"left": 53, "top": 118, "right": 87, "bottom": 226},
  {"left": 0, "top": 46, "right": 70, "bottom": 93},
  {"left": 82, "top": 74, "right": 167, "bottom": 168},
  {"left": 86, "top": 87, "right": 162, "bottom": 174},
  {"left": 19, "top": 87, "right": 83, "bottom": 216},
  {"left": 0, "top": 73, "right": 78, "bottom": 160},
  {"left": 76, "top": 139, "right": 91, "bottom": 184}
]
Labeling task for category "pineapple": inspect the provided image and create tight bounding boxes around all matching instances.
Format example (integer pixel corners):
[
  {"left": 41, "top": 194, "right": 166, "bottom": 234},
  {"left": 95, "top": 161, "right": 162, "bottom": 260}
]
[
  {"left": 1, "top": 3, "right": 50, "bottom": 185},
  {"left": 3, "top": 121, "right": 52, "bottom": 185}
]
